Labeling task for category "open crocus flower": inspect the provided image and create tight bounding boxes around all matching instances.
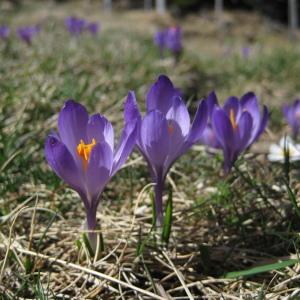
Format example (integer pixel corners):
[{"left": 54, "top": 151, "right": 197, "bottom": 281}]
[
  {"left": 45, "top": 99, "right": 138, "bottom": 243},
  {"left": 0, "top": 25, "right": 10, "bottom": 41},
  {"left": 86, "top": 22, "right": 99, "bottom": 35},
  {"left": 166, "top": 26, "right": 183, "bottom": 58},
  {"left": 283, "top": 99, "right": 300, "bottom": 139},
  {"left": 268, "top": 136, "right": 300, "bottom": 163},
  {"left": 65, "top": 16, "right": 86, "bottom": 36},
  {"left": 154, "top": 29, "right": 166, "bottom": 58},
  {"left": 209, "top": 92, "right": 268, "bottom": 173},
  {"left": 17, "top": 25, "right": 39, "bottom": 45},
  {"left": 128, "top": 75, "right": 208, "bottom": 225},
  {"left": 241, "top": 46, "right": 251, "bottom": 59}
]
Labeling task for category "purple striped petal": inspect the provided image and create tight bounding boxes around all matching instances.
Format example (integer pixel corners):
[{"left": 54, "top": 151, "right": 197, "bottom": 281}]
[
  {"left": 223, "top": 96, "right": 241, "bottom": 121},
  {"left": 253, "top": 105, "right": 269, "bottom": 143},
  {"left": 146, "top": 75, "right": 180, "bottom": 114},
  {"left": 124, "top": 91, "right": 141, "bottom": 124},
  {"left": 86, "top": 142, "right": 113, "bottom": 205},
  {"left": 45, "top": 135, "right": 84, "bottom": 195},
  {"left": 166, "top": 96, "right": 190, "bottom": 137},
  {"left": 112, "top": 121, "right": 137, "bottom": 175},
  {"left": 238, "top": 111, "right": 253, "bottom": 150},
  {"left": 200, "top": 125, "right": 221, "bottom": 148},
  {"left": 212, "top": 108, "right": 234, "bottom": 150},
  {"left": 186, "top": 99, "right": 208, "bottom": 145},
  {"left": 87, "top": 114, "right": 114, "bottom": 151},
  {"left": 207, "top": 91, "right": 218, "bottom": 118},
  {"left": 140, "top": 110, "right": 170, "bottom": 168},
  {"left": 58, "top": 99, "right": 88, "bottom": 159}
]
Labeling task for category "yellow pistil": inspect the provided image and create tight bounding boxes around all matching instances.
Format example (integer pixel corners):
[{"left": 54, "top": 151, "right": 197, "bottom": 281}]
[
  {"left": 77, "top": 138, "right": 96, "bottom": 169},
  {"left": 229, "top": 109, "right": 238, "bottom": 130}
]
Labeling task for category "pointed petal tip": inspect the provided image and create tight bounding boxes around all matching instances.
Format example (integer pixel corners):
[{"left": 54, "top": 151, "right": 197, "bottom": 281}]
[
  {"left": 124, "top": 91, "right": 141, "bottom": 123},
  {"left": 156, "top": 74, "right": 174, "bottom": 88},
  {"left": 63, "top": 98, "right": 76, "bottom": 107}
]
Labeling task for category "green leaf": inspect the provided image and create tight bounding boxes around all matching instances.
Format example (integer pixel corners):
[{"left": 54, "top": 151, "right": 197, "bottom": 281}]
[
  {"left": 199, "top": 244, "right": 212, "bottom": 273},
  {"left": 285, "top": 181, "right": 300, "bottom": 220},
  {"left": 150, "top": 191, "right": 156, "bottom": 227},
  {"left": 82, "top": 233, "right": 94, "bottom": 257},
  {"left": 99, "top": 231, "right": 105, "bottom": 252},
  {"left": 283, "top": 135, "right": 290, "bottom": 183},
  {"left": 162, "top": 187, "right": 173, "bottom": 244},
  {"left": 25, "top": 257, "right": 34, "bottom": 274},
  {"left": 224, "top": 259, "right": 299, "bottom": 279},
  {"left": 75, "top": 239, "right": 82, "bottom": 250}
]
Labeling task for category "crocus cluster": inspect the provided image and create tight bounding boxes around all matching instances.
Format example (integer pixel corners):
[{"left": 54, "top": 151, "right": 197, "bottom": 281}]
[
  {"left": 45, "top": 75, "right": 269, "bottom": 244},
  {"left": 201, "top": 91, "right": 269, "bottom": 173},
  {"left": 17, "top": 25, "right": 40, "bottom": 45},
  {"left": 0, "top": 25, "right": 10, "bottom": 41},
  {"left": 65, "top": 16, "right": 99, "bottom": 36},
  {"left": 283, "top": 99, "right": 300, "bottom": 139},
  {"left": 154, "top": 26, "right": 183, "bottom": 59}
]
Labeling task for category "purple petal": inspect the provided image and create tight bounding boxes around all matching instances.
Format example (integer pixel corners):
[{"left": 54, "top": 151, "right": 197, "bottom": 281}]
[
  {"left": 166, "top": 26, "right": 183, "bottom": 54},
  {"left": 207, "top": 91, "right": 219, "bottom": 117},
  {"left": 58, "top": 100, "right": 88, "bottom": 159},
  {"left": 124, "top": 91, "right": 141, "bottom": 124},
  {"left": 223, "top": 96, "right": 241, "bottom": 121},
  {"left": 253, "top": 105, "right": 269, "bottom": 142},
  {"left": 140, "top": 110, "right": 170, "bottom": 169},
  {"left": 186, "top": 99, "right": 208, "bottom": 145},
  {"left": 112, "top": 121, "right": 138, "bottom": 176},
  {"left": 166, "top": 96, "right": 190, "bottom": 137},
  {"left": 86, "top": 142, "right": 113, "bottom": 206},
  {"left": 87, "top": 114, "right": 114, "bottom": 151},
  {"left": 200, "top": 125, "right": 221, "bottom": 149},
  {"left": 146, "top": 75, "right": 180, "bottom": 114},
  {"left": 212, "top": 108, "right": 234, "bottom": 150},
  {"left": 240, "top": 91, "right": 257, "bottom": 108},
  {"left": 282, "top": 104, "right": 289, "bottom": 121},
  {"left": 238, "top": 111, "right": 253, "bottom": 150},
  {"left": 45, "top": 135, "right": 84, "bottom": 195}
]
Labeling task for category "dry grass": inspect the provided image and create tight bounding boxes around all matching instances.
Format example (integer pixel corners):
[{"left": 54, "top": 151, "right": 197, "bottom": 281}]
[{"left": 1, "top": 1, "right": 300, "bottom": 299}]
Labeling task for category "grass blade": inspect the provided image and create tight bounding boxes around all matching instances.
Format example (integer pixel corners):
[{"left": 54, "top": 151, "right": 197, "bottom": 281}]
[
  {"left": 285, "top": 181, "right": 300, "bottom": 220},
  {"left": 150, "top": 191, "right": 156, "bottom": 227},
  {"left": 162, "top": 187, "right": 173, "bottom": 244},
  {"left": 224, "top": 258, "right": 299, "bottom": 279}
]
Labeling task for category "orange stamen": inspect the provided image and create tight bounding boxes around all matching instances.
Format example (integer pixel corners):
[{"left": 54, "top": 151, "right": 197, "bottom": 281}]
[
  {"left": 77, "top": 138, "right": 96, "bottom": 169},
  {"left": 229, "top": 109, "right": 238, "bottom": 130}
]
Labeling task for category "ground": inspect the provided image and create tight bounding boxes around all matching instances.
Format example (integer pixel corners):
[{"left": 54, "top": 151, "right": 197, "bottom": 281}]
[{"left": 1, "top": 1, "right": 300, "bottom": 299}]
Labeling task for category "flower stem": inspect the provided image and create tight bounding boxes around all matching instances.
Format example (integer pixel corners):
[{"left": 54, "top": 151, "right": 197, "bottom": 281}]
[
  {"left": 86, "top": 207, "right": 97, "bottom": 252},
  {"left": 154, "top": 174, "right": 164, "bottom": 227}
]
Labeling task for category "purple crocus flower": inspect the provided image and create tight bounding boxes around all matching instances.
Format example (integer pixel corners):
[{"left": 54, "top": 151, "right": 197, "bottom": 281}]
[
  {"left": 154, "top": 29, "right": 166, "bottom": 58},
  {"left": 241, "top": 46, "right": 251, "bottom": 59},
  {"left": 129, "top": 75, "right": 208, "bottom": 225},
  {"left": 45, "top": 99, "right": 138, "bottom": 244},
  {"left": 86, "top": 22, "right": 99, "bottom": 35},
  {"left": 17, "top": 25, "right": 39, "bottom": 45},
  {"left": 283, "top": 99, "right": 300, "bottom": 139},
  {"left": 166, "top": 26, "right": 183, "bottom": 57},
  {"left": 208, "top": 92, "right": 268, "bottom": 173},
  {"left": 65, "top": 16, "right": 86, "bottom": 36},
  {"left": 0, "top": 25, "right": 10, "bottom": 41}
]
